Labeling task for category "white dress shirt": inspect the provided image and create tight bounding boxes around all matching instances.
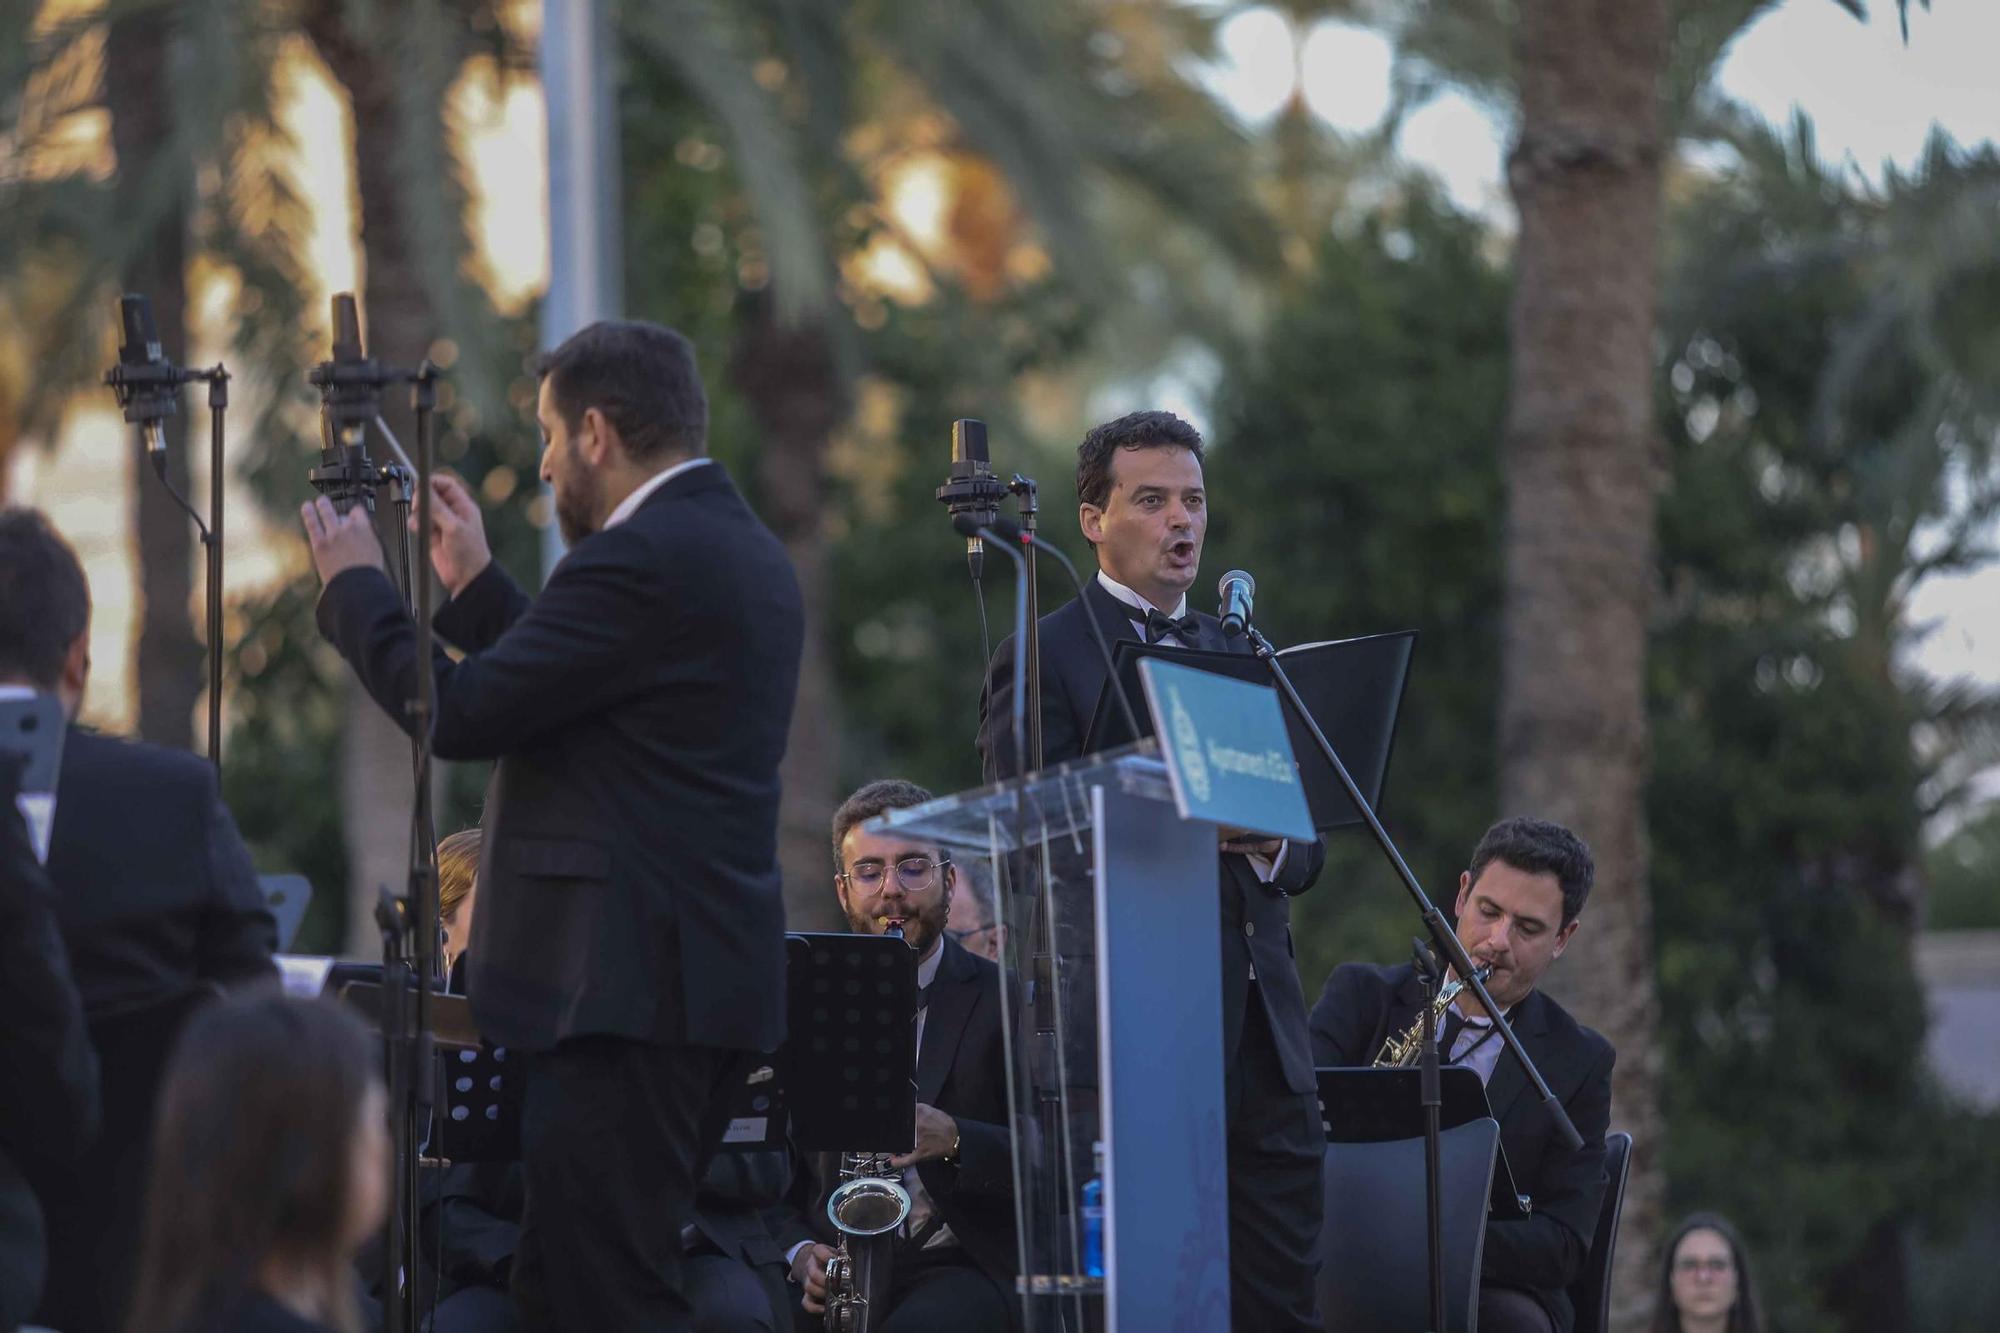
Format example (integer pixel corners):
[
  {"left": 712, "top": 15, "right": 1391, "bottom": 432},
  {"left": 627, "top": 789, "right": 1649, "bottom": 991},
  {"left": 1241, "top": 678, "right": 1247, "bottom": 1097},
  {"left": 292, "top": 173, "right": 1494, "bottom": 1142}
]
[
  {"left": 602, "top": 455, "right": 713, "bottom": 529},
  {"left": 0, "top": 684, "right": 56, "bottom": 863},
  {"left": 1093, "top": 569, "right": 1188, "bottom": 630},
  {"left": 902, "top": 942, "right": 956, "bottom": 1249},
  {"left": 1436, "top": 995, "right": 1514, "bottom": 1087}
]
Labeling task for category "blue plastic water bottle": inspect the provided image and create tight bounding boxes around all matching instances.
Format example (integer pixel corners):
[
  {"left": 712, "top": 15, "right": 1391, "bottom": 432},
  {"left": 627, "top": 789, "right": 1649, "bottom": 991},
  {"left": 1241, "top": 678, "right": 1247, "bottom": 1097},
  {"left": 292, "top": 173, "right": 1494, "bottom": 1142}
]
[{"left": 1081, "top": 1140, "right": 1106, "bottom": 1278}]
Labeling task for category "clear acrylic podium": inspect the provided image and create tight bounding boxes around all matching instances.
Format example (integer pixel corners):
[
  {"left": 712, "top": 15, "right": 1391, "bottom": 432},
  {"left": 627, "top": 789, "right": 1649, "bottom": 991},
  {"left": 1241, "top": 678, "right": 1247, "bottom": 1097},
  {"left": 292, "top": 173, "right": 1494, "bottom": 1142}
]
[{"left": 872, "top": 743, "right": 1230, "bottom": 1333}]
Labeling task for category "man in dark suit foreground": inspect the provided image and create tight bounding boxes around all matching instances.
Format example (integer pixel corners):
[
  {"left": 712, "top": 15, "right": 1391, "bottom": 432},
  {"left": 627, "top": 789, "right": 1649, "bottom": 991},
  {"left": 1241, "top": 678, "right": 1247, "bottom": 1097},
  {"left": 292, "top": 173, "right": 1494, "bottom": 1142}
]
[
  {"left": 1309, "top": 817, "right": 1615, "bottom": 1333},
  {"left": 306, "top": 319, "right": 805, "bottom": 1331},
  {"left": 0, "top": 507, "right": 276, "bottom": 1333},
  {"left": 0, "top": 763, "right": 98, "bottom": 1333},
  {"left": 975, "top": 411, "right": 1327, "bottom": 1331},
  {"left": 782, "top": 779, "right": 1017, "bottom": 1332}
]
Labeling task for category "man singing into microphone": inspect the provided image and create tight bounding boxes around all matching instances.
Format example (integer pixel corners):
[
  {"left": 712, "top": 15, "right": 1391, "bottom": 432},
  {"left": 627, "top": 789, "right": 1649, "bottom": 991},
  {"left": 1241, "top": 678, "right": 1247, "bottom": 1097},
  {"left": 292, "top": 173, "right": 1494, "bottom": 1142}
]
[
  {"left": 302, "top": 320, "right": 804, "bottom": 1331},
  {"left": 976, "top": 410, "right": 1328, "bottom": 1330}
]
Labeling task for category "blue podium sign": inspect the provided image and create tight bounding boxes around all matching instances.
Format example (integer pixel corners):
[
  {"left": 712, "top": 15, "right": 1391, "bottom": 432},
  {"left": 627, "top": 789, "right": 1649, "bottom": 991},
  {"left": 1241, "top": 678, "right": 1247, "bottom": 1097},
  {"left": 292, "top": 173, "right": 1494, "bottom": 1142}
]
[{"left": 1136, "top": 656, "right": 1314, "bottom": 842}]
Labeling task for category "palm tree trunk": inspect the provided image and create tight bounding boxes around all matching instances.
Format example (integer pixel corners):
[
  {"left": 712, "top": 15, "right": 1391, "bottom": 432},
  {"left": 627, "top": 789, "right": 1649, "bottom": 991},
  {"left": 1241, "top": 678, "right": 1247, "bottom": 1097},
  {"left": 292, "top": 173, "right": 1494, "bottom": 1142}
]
[
  {"left": 304, "top": 4, "right": 443, "bottom": 956},
  {"left": 105, "top": 10, "right": 201, "bottom": 751},
  {"left": 1501, "top": 4, "right": 1668, "bottom": 1328},
  {"left": 730, "top": 295, "right": 848, "bottom": 933}
]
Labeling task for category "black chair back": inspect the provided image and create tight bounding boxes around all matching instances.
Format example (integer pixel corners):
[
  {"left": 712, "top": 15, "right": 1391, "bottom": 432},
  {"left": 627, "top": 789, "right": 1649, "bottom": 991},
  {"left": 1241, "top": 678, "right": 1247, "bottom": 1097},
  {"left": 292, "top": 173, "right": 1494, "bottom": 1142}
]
[
  {"left": 1567, "top": 1130, "right": 1635, "bottom": 1333},
  {"left": 1317, "top": 1117, "right": 1500, "bottom": 1333}
]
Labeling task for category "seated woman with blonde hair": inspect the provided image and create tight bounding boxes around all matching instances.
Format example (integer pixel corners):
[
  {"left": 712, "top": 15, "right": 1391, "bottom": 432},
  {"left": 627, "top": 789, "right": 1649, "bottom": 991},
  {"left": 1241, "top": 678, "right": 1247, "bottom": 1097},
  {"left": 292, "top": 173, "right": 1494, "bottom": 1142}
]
[{"left": 437, "top": 827, "right": 482, "bottom": 984}]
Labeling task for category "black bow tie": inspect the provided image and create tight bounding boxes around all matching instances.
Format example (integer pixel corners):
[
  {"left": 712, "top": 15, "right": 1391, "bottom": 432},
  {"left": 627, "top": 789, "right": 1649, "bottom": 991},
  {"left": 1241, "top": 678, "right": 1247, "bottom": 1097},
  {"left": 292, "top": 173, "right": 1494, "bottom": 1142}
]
[{"left": 1144, "top": 608, "right": 1202, "bottom": 644}]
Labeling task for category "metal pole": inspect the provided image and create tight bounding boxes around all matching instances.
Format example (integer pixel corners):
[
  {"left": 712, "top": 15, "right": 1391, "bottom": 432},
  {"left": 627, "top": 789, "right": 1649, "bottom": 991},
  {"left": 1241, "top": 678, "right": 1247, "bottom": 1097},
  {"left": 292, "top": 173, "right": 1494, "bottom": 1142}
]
[{"left": 538, "top": 0, "right": 623, "bottom": 580}]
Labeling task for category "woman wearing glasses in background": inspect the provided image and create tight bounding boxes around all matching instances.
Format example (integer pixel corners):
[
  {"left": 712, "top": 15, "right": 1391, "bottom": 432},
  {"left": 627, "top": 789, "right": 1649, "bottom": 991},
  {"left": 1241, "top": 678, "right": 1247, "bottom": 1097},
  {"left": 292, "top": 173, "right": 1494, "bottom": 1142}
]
[{"left": 1650, "top": 1212, "right": 1763, "bottom": 1333}]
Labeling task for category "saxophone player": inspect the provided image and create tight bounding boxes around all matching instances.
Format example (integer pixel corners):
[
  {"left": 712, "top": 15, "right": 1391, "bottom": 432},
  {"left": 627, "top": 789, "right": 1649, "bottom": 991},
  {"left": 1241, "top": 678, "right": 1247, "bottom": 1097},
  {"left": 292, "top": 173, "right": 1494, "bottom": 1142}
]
[
  {"left": 781, "top": 780, "right": 1018, "bottom": 1331},
  {"left": 1308, "top": 818, "right": 1616, "bottom": 1333}
]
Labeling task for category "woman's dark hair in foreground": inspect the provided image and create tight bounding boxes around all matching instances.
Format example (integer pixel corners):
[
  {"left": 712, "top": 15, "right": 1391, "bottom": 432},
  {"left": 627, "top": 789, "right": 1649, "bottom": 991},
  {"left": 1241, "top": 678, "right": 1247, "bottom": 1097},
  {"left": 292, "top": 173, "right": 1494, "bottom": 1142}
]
[{"left": 126, "top": 992, "right": 382, "bottom": 1333}]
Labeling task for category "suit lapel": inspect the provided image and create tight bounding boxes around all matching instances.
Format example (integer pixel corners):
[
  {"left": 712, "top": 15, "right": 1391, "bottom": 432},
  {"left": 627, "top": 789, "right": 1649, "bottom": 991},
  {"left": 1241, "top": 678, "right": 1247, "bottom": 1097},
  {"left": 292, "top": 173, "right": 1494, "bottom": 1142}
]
[
  {"left": 914, "top": 939, "right": 979, "bottom": 1105},
  {"left": 1482, "top": 989, "right": 1551, "bottom": 1128}
]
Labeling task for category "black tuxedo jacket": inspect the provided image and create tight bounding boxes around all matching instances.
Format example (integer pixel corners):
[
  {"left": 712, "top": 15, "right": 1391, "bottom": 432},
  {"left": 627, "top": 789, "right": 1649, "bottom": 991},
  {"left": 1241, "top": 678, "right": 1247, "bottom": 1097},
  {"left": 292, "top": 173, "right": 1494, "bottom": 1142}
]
[
  {"left": 318, "top": 462, "right": 804, "bottom": 1053},
  {"left": 43, "top": 727, "right": 278, "bottom": 1021},
  {"left": 780, "top": 937, "right": 1018, "bottom": 1291},
  {"left": 0, "top": 779, "right": 98, "bottom": 1332},
  {"left": 1308, "top": 961, "right": 1615, "bottom": 1332},
  {"left": 976, "top": 576, "right": 1327, "bottom": 1094}
]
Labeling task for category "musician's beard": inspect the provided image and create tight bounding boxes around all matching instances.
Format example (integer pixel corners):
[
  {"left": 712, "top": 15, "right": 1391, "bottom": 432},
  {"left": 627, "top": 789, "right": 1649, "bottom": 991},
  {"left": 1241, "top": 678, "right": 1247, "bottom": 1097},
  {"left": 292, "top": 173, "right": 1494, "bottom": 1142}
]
[
  {"left": 554, "top": 442, "right": 602, "bottom": 545},
  {"left": 844, "top": 893, "right": 950, "bottom": 959}
]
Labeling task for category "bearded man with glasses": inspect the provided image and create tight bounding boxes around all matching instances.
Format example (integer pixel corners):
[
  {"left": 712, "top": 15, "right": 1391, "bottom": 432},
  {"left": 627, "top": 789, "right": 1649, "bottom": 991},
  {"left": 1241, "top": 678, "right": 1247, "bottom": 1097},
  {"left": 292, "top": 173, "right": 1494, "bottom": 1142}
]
[{"left": 779, "top": 779, "right": 1019, "bottom": 1332}]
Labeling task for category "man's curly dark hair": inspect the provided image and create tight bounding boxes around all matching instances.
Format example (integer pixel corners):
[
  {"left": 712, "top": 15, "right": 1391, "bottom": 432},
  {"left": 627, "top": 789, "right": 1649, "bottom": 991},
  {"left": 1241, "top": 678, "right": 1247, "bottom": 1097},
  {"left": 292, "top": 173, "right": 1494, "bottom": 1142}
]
[{"left": 1075, "top": 410, "right": 1205, "bottom": 512}]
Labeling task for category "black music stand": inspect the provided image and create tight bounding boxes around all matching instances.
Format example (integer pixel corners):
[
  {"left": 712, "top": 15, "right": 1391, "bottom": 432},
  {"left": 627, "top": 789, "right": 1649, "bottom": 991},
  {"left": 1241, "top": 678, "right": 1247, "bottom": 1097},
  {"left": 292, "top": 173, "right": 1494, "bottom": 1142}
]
[
  {"left": 1318, "top": 1066, "right": 1530, "bottom": 1218},
  {"left": 435, "top": 1040, "right": 520, "bottom": 1163},
  {"left": 783, "top": 932, "right": 916, "bottom": 1154},
  {"left": 1080, "top": 631, "right": 1415, "bottom": 831}
]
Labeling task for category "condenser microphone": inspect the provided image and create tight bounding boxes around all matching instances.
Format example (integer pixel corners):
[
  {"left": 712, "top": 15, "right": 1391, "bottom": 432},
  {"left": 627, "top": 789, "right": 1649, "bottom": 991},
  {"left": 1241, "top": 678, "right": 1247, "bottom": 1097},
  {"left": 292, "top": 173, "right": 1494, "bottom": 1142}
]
[
  {"left": 109, "top": 294, "right": 179, "bottom": 467},
  {"left": 307, "top": 293, "right": 385, "bottom": 513},
  {"left": 936, "top": 417, "right": 1009, "bottom": 579},
  {"left": 1217, "top": 569, "right": 1256, "bottom": 638}
]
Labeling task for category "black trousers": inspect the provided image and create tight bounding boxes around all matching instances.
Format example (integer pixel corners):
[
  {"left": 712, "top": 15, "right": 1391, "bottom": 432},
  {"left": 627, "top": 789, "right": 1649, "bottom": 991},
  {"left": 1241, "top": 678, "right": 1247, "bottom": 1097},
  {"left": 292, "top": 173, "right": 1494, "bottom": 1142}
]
[
  {"left": 1224, "top": 993, "right": 1325, "bottom": 1332},
  {"left": 511, "top": 1036, "right": 754, "bottom": 1332},
  {"left": 880, "top": 1245, "right": 1012, "bottom": 1333},
  {"left": 1479, "top": 1284, "right": 1559, "bottom": 1333}
]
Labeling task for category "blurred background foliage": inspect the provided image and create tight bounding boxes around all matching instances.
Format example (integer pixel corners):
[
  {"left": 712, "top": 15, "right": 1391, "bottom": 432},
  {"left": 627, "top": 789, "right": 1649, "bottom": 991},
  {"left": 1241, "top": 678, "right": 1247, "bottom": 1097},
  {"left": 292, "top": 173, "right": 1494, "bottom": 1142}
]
[{"left": 2, "top": 0, "right": 1997, "bottom": 1328}]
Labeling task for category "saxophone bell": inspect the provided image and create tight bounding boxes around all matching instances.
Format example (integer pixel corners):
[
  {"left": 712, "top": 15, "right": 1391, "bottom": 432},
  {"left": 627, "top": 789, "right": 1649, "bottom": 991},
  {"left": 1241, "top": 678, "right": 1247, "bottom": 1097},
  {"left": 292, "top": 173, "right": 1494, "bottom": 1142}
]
[{"left": 823, "top": 1152, "right": 909, "bottom": 1333}]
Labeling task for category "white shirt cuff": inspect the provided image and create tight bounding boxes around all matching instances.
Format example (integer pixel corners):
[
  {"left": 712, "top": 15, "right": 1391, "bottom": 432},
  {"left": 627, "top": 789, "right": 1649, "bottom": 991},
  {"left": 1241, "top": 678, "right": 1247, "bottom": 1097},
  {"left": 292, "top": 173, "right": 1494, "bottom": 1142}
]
[{"left": 1246, "top": 841, "right": 1288, "bottom": 884}]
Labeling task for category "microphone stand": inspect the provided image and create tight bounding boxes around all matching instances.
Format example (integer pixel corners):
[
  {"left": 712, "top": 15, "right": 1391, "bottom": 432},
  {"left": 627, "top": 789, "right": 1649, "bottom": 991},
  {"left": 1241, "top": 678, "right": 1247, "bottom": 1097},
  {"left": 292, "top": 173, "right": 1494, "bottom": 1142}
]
[
  {"left": 308, "top": 327, "right": 443, "bottom": 1333},
  {"left": 106, "top": 359, "right": 232, "bottom": 773},
  {"left": 1008, "top": 475, "right": 1043, "bottom": 770},
  {"left": 1240, "top": 621, "right": 1581, "bottom": 1333},
  {"left": 203, "top": 369, "right": 228, "bottom": 771},
  {"left": 961, "top": 518, "right": 1060, "bottom": 1333}
]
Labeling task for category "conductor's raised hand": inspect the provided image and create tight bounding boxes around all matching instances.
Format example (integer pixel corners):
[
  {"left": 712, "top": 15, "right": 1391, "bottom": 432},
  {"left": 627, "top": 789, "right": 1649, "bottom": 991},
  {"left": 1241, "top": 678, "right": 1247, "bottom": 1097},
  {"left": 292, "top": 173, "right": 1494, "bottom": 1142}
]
[
  {"left": 300, "top": 495, "right": 385, "bottom": 587},
  {"left": 411, "top": 473, "right": 491, "bottom": 597}
]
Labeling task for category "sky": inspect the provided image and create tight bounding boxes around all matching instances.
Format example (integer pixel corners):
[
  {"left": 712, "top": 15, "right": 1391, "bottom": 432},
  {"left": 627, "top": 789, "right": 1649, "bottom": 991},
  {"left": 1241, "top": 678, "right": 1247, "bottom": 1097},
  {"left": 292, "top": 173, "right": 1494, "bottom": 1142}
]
[{"left": 1196, "top": 1, "right": 2000, "bottom": 693}]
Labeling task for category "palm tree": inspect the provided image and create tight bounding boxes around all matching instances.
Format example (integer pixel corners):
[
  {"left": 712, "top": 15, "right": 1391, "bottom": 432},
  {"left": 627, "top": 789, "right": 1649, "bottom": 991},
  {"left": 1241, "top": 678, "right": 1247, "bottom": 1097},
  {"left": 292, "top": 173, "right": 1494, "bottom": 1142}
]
[
  {"left": 296, "top": 0, "right": 522, "bottom": 952},
  {"left": 1378, "top": 1, "right": 1924, "bottom": 1324},
  {"left": 1, "top": 0, "right": 519, "bottom": 951},
  {"left": 619, "top": 0, "right": 1279, "bottom": 926}
]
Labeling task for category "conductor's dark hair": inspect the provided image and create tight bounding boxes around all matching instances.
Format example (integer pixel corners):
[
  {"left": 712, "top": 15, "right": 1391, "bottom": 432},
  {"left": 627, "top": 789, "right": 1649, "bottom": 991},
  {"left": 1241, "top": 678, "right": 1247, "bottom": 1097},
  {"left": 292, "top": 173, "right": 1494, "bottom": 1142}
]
[
  {"left": 125, "top": 994, "right": 380, "bottom": 1333},
  {"left": 1075, "top": 410, "right": 1206, "bottom": 511},
  {"left": 0, "top": 507, "right": 90, "bottom": 690},
  {"left": 535, "top": 319, "right": 709, "bottom": 463},
  {"left": 1649, "top": 1212, "right": 1764, "bottom": 1333},
  {"left": 1468, "top": 816, "right": 1596, "bottom": 928},
  {"left": 831, "top": 778, "right": 937, "bottom": 873}
]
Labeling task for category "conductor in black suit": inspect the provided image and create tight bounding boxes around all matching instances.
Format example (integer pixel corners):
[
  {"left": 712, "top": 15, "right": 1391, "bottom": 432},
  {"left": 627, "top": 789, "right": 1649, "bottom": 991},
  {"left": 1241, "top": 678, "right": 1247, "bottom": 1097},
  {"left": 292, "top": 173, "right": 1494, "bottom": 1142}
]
[
  {"left": 304, "top": 320, "right": 805, "bottom": 1331},
  {"left": 1309, "top": 818, "right": 1615, "bottom": 1333},
  {"left": 975, "top": 411, "right": 1327, "bottom": 1331},
  {"left": 0, "top": 508, "right": 277, "bottom": 1333},
  {"left": 783, "top": 779, "right": 1017, "bottom": 1332}
]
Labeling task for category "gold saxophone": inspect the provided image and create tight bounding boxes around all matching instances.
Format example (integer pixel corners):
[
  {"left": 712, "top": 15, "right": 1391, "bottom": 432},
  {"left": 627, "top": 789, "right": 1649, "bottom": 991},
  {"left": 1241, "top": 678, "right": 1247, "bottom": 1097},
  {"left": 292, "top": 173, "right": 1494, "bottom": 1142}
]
[{"left": 1371, "top": 963, "right": 1494, "bottom": 1067}]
